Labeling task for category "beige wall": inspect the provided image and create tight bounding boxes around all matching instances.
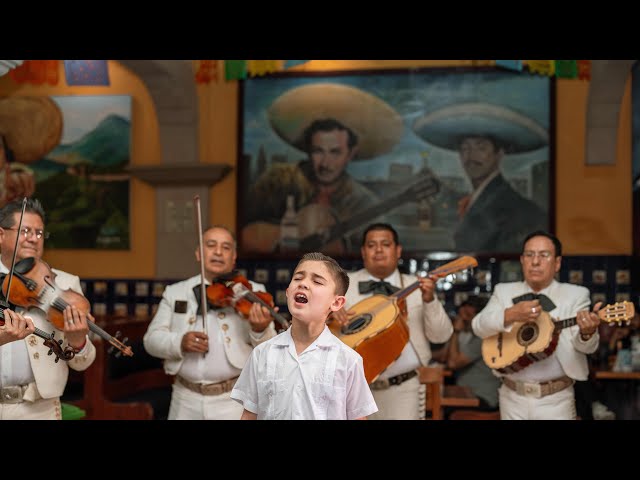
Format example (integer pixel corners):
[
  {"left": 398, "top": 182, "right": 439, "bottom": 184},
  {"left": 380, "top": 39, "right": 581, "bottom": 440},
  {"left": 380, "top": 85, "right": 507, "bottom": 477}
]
[{"left": 0, "top": 59, "right": 632, "bottom": 279}]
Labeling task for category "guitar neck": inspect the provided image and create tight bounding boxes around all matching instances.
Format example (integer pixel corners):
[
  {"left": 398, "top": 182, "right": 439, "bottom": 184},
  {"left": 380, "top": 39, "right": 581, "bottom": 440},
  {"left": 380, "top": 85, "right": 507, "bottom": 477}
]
[
  {"left": 390, "top": 256, "right": 479, "bottom": 302},
  {"left": 553, "top": 316, "right": 577, "bottom": 331},
  {"left": 391, "top": 281, "right": 421, "bottom": 301}
]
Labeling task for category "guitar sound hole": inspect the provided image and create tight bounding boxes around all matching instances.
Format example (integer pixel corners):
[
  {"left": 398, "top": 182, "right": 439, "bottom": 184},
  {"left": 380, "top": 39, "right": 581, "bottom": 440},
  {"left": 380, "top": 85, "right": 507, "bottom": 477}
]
[
  {"left": 517, "top": 323, "right": 539, "bottom": 347},
  {"left": 342, "top": 314, "right": 372, "bottom": 335}
]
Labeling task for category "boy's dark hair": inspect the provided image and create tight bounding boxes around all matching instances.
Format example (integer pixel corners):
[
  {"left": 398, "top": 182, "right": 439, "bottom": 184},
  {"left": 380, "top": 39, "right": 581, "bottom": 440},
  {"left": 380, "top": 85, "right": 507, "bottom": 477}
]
[
  {"left": 302, "top": 118, "right": 358, "bottom": 152},
  {"left": 521, "top": 230, "right": 562, "bottom": 257},
  {"left": 0, "top": 198, "right": 46, "bottom": 228},
  {"left": 361, "top": 223, "right": 399, "bottom": 246},
  {"left": 296, "top": 252, "right": 349, "bottom": 296}
]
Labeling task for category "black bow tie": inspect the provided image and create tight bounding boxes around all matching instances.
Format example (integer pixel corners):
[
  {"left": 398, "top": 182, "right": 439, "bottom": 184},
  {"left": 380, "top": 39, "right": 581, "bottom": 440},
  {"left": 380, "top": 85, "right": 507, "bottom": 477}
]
[
  {"left": 512, "top": 293, "right": 557, "bottom": 312},
  {"left": 358, "top": 280, "right": 400, "bottom": 296},
  {"left": 192, "top": 284, "right": 223, "bottom": 316}
]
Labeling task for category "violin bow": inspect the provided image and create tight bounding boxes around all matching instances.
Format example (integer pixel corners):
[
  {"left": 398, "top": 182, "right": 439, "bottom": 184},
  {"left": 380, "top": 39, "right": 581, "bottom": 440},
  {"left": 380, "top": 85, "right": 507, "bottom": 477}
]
[
  {"left": 0, "top": 197, "right": 27, "bottom": 310},
  {"left": 193, "top": 196, "right": 209, "bottom": 354}
]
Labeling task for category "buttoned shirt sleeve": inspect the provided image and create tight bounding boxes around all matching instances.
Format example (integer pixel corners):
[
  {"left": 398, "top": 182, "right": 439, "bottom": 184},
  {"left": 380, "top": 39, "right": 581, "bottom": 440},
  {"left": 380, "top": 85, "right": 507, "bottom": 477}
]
[
  {"left": 472, "top": 284, "right": 511, "bottom": 339},
  {"left": 569, "top": 287, "right": 599, "bottom": 354},
  {"left": 421, "top": 296, "right": 454, "bottom": 344}
]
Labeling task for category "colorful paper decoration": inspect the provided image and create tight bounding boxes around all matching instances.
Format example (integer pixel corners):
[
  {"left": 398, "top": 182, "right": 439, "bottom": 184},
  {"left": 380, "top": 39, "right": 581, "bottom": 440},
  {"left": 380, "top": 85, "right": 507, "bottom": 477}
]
[
  {"left": 527, "top": 60, "right": 556, "bottom": 76},
  {"left": 555, "top": 60, "right": 578, "bottom": 78},
  {"left": 247, "top": 60, "right": 281, "bottom": 77},
  {"left": 10, "top": 60, "right": 59, "bottom": 85},
  {"left": 225, "top": 60, "right": 247, "bottom": 81},
  {"left": 195, "top": 60, "right": 218, "bottom": 84},
  {"left": 64, "top": 60, "right": 110, "bottom": 86},
  {"left": 577, "top": 60, "right": 592, "bottom": 80}
]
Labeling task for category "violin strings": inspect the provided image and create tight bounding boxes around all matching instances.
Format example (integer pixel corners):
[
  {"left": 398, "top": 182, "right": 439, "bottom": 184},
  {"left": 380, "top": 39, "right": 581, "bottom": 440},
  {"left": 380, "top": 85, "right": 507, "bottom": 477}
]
[{"left": 51, "top": 296, "right": 129, "bottom": 353}]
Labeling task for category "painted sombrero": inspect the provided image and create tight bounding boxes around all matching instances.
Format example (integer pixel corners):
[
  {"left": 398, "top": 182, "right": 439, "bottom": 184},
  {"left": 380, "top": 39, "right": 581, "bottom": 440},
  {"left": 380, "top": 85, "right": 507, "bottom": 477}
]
[
  {"left": 412, "top": 102, "right": 548, "bottom": 154},
  {"left": 268, "top": 83, "right": 404, "bottom": 160},
  {"left": 0, "top": 96, "right": 63, "bottom": 164}
]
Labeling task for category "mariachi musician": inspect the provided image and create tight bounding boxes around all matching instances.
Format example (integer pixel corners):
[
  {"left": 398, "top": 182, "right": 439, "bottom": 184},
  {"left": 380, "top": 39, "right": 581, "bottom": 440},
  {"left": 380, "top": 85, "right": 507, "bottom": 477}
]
[
  {"left": 472, "top": 230, "right": 601, "bottom": 420},
  {"left": 330, "top": 223, "right": 453, "bottom": 420},
  {"left": 143, "top": 224, "right": 278, "bottom": 420},
  {"left": 0, "top": 198, "right": 96, "bottom": 420}
]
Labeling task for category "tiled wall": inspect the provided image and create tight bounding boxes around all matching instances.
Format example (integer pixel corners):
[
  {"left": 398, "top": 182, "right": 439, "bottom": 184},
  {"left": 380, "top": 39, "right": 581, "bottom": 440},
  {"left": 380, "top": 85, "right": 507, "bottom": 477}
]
[{"left": 82, "top": 255, "right": 636, "bottom": 318}]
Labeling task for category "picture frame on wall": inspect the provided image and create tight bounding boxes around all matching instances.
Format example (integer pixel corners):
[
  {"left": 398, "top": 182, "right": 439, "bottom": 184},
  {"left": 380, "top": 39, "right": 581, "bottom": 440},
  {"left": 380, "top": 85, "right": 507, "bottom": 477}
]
[{"left": 237, "top": 68, "right": 553, "bottom": 258}]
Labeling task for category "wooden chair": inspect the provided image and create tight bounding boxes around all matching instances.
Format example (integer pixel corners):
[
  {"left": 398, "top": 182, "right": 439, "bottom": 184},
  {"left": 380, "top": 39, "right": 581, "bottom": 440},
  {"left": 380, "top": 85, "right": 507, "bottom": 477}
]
[
  {"left": 65, "top": 316, "right": 174, "bottom": 420},
  {"left": 448, "top": 409, "right": 500, "bottom": 420},
  {"left": 418, "top": 366, "right": 445, "bottom": 420}
]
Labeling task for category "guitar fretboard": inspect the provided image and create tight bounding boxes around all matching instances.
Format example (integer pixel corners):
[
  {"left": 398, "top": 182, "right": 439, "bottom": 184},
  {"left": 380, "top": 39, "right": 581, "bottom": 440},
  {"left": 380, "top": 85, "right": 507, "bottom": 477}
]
[{"left": 553, "top": 317, "right": 577, "bottom": 331}]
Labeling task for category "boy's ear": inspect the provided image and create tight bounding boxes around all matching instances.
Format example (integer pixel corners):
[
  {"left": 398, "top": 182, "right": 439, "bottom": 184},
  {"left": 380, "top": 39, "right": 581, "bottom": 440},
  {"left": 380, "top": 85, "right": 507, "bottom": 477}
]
[{"left": 330, "top": 295, "right": 346, "bottom": 312}]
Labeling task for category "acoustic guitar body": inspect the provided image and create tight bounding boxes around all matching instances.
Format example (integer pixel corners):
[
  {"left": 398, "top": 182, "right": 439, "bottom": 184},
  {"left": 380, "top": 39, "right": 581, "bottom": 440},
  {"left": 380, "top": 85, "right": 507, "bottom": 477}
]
[
  {"left": 481, "top": 311, "right": 557, "bottom": 374},
  {"left": 329, "top": 295, "right": 410, "bottom": 383}
]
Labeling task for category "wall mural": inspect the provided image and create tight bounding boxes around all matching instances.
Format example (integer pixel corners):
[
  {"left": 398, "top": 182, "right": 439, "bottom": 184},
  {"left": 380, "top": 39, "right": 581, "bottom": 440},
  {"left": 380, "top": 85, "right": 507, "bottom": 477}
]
[
  {"left": 0, "top": 95, "right": 131, "bottom": 249},
  {"left": 238, "top": 69, "right": 552, "bottom": 258}
]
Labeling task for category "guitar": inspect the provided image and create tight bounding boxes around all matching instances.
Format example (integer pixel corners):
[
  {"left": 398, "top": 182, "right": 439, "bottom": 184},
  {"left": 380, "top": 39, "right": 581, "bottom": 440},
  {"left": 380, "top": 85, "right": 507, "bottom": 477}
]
[
  {"left": 482, "top": 300, "right": 635, "bottom": 374},
  {"left": 241, "top": 169, "right": 440, "bottom": 255},
  {"left": 329, "top": 255, "right": 478, "bottom": 384}
]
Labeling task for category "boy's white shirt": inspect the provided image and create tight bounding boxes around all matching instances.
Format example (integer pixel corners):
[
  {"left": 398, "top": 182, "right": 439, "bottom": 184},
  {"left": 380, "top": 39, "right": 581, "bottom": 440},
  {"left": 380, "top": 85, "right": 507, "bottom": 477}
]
[{"left": 231, "top": 326, "right": 378, "bottom": 419}]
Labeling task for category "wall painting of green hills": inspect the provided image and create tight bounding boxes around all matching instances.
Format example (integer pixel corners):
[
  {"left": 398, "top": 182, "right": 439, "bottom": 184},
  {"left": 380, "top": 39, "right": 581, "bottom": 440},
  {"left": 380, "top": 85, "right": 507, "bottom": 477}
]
[{"left": 31, "top": 95, "right": 131, "bottom": 249}]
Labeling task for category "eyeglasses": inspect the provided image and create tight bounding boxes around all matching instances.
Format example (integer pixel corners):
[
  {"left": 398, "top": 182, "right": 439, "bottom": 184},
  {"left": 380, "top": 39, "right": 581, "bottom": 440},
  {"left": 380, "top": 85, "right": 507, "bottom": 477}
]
[
  {"left": 5, "top": 227, "right": 50, "bottom": 240},
  {"left": 522, "top": 250, "right": 554, "bottom": 261}
]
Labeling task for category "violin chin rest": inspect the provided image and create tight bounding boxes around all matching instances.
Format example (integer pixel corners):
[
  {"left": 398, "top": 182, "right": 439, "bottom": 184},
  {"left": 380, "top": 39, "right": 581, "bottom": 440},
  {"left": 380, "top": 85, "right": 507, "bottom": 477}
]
[{"left": 15, "top": 257, "right": 36, "bottom": 274}]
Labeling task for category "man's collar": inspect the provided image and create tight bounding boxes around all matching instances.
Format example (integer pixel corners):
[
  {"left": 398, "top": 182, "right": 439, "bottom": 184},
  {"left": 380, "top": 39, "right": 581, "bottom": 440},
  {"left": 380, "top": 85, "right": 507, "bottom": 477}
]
[
  {"left": 467, "top": 170, "right": 500, "bottom": 209},
  {"left": 525, "top": 279, "right": 557, "bottom": 295},
  {"left": 366, "top": 269, "right": 399, "bottom": 284}
]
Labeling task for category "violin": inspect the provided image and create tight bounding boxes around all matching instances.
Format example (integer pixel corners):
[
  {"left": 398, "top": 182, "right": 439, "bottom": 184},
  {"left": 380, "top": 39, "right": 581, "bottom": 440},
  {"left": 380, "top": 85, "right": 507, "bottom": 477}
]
[
  {"left": 1, "top": 256, "right": 133, "bottom": 357},
  {"left": 0, "top": 308, "right": 75, "bottom": 362},
  {"left": 206, "top": 274, "right": 290, "bottom": 329}
]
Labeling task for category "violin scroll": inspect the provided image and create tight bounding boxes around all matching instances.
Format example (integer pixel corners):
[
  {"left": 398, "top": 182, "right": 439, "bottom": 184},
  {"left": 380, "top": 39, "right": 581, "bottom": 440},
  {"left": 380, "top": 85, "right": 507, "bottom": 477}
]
[{"left": 42, "top": 334, "right": 76, "bottom": 362}]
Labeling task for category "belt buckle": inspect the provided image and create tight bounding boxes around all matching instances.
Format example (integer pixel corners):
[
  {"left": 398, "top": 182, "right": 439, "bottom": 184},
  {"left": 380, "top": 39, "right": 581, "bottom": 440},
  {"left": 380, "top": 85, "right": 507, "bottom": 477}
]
[
  {"left": 0, "top": 386, "right": 24, "bottom": 404},
  {"left": 514, "top": 381, "right": 542, "bottom": 398},
  {"left": 371, "top": 378, "right": 390, "bottom": 390}
]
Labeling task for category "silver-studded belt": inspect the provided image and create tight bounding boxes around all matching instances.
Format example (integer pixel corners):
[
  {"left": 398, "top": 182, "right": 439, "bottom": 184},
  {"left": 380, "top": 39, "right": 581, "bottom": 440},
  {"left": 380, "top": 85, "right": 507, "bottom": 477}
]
[
  {"left": 502, "top": 375, "right": 574, "bottom": 399},
  {"left": 0, "top": 385, "right": 29, "bottom": 404},
  {"left": 176, "top": 376, "right": 238, "bottom": 396}
]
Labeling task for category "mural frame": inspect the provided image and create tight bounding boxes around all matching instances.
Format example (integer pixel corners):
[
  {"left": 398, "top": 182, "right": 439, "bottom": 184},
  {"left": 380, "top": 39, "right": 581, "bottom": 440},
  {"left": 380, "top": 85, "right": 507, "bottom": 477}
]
[{"left": 237, "top": 67, "right": 555, "bottom": 259}]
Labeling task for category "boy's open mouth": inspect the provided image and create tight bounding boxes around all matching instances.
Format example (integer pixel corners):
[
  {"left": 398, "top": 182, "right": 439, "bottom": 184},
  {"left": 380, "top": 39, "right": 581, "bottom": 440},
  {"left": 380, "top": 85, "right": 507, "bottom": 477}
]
[{"left": 294, "top": 293, "right": 308, "bottom": 304}]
